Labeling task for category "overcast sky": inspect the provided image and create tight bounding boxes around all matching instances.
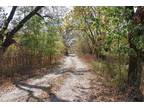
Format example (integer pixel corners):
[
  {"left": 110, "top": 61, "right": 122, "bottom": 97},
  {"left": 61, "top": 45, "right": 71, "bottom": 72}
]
[
  {"left": 0, "top": 6, "right": 73, "bottom": 29},
  {"left": 3, "top": 6, "right": 73, "bottom": 17},
  {"left": 3, "top": 6, "right": 12, "bottom": 15}
]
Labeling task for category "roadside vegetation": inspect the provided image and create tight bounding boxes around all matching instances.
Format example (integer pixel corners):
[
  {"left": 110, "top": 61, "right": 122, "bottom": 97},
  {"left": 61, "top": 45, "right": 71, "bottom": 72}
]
[{"left": 0, "top": 6, "right": 144, "bottom": 101}]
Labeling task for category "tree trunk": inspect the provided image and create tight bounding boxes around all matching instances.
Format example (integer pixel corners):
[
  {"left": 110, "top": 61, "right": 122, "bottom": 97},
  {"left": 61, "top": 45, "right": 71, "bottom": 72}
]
[
  {"left": 0, "top": 6, "right": 43, "bottom": 53},
  {"left": 126, "top": 7, "right": 144, "bottom": 101},
  {"left": 128, "top": 51, "right": 142, "bottom": 88},
  {"left": 127, "top": 39, "right": 143, "bottom": 101},
  {"left": 128, "top": 52, "right": 142, "bottom": 98}
]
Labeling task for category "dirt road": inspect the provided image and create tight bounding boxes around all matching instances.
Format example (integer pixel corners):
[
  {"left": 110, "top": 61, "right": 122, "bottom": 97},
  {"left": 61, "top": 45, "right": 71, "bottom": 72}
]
[
  {"left": 0, "top": 54, "right": 126, "bottom": 102},
  {"left": 0, "top": 54, "right": 96, "bottom": 102}
]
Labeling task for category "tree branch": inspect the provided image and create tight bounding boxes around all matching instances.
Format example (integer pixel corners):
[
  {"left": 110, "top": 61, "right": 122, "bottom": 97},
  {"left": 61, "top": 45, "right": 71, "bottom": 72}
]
[
  {"left": 1, "top": 6, "right": 44, "bottom": 52},
  {"left": 0, "top": 6, "right": 17, "bottom": 40},
  {"left": 5, "top": 6, "right": 17, "bottom": 30},
  {"left": 36, "top": 12, "right": 53, "bottom": 19},
  {"left": 6, "top": 6, "right": 44, "bottom": 38}
]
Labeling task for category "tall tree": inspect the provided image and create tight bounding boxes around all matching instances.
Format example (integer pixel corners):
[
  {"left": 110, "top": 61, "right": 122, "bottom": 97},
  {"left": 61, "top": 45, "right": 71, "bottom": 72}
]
[{"left": 125, "top": 7, "right": 144, "bottom": 101}]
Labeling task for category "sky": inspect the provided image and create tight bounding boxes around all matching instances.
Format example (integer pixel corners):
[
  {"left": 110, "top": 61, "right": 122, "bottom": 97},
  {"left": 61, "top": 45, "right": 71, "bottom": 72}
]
[
  {"left": 3, "top": 6, "right": 73, "bottom": 17},
  {"left": 3, "top": 6, "right": 12, "bottom": 15},
  {"left": 0, "top": 6, "right": 73, "bottom": 29}
]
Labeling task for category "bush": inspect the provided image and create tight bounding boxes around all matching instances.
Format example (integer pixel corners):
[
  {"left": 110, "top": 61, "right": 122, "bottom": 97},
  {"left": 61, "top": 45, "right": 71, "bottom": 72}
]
[{"left": 92, "top": 58, "right": 128, "bottom": 90}]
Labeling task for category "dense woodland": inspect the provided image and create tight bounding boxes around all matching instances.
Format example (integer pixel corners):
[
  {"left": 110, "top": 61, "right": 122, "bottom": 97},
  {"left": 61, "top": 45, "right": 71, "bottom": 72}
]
[{"left": 0, "top": 6, "right": 144, "bottom": 101}]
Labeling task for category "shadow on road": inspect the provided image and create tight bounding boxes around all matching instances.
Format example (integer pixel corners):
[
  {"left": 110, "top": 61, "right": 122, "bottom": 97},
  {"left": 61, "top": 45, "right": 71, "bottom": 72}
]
[{"left": 13, "top": 81, "right": 69, "bottom": 102}]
